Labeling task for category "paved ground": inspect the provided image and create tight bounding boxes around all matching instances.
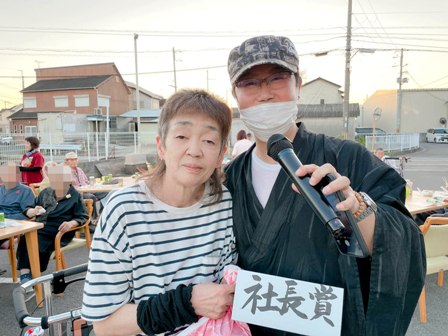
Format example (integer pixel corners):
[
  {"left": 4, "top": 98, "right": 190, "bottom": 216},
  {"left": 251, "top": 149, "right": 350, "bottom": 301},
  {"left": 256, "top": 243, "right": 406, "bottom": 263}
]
[
  {"left": 1, "top": 143, "right": 447, "bottom": 335},
  {"left": 1, "top": 246, "right": 447, "bottom": 335},
  {"left": 0, "top": 248, "right": 89, "bottom": 335}
]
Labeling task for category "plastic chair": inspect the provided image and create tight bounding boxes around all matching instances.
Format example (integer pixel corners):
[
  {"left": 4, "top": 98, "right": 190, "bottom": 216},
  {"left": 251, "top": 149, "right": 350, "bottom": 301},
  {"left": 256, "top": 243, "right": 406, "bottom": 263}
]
[
  {"left": 0, "top": 237, "right": 18, "bottom": 282},
  {"left": 418, "top": 216, "right": 448, "bottom": 323},
  {"left": 49, "top": 199, "right": 93, "bottom": 271}
]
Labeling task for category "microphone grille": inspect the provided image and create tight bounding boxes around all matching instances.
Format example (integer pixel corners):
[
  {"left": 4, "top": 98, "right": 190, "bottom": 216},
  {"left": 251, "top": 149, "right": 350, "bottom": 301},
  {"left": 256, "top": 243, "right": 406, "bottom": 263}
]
[{"left": 267, "top": 134, "right": 293, "bottom": 162}]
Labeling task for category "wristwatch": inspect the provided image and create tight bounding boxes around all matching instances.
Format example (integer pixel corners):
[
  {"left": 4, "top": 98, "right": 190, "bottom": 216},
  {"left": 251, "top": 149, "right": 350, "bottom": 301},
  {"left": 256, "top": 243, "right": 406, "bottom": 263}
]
[{"left": 354, "top": 192, "right": 377, "bottom": 221}]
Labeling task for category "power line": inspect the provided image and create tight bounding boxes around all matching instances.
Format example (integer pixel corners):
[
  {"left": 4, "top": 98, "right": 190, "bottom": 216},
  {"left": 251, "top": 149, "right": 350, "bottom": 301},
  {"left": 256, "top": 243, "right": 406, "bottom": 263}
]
[
  {"left": 353, "top": 34, "right": 448, "bottom": 43},
  {"left": 0, "top": 65, "right": 228, "bottom": 80},
  {"left": 365, "top": 0, "right": 398, "bottom": 48},
  {"left": 1, "top": 25, "right": 448, "bottom": 37},
  {"left": 0, "top": 33, "right": 446, "bottom": 57},
  {"left": 352, "top": 39, "right": 448, "bottom": 51},
  {"left": 353, "top": 0, "right": 392, "bottom": 47},
  {"left": 421, "top": 74, "right": 448, "bottom": 87},
  {"left": 0, "top": 25, "right": 348, "bottom": 36},
  {"left": 353, "top": 11, "right": 448, "bottom": 15},
  {"left": 0, "top": 45, "right": 447, "bottom": 81}
]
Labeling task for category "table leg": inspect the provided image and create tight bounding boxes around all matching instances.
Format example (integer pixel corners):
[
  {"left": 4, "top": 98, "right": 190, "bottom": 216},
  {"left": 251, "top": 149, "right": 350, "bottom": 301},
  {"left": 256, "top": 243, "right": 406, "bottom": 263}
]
[{"left": 24, "top": 231, "right": 43, "bottom": 307}]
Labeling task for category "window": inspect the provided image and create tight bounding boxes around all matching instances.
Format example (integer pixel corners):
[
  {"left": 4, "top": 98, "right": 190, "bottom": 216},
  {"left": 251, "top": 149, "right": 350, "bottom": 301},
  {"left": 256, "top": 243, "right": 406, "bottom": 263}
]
[
  {"left": 109, "top": 116, "right": 117, "bottom": 129},
  {"left": 74, "top": 95, "right": 89, "bottom": 107},
  {"left": 24, "top": 97, "right": 37, "bottom": 108},
  {"left": 320, "top": 99, "right": 325, "bottom": 105},
  {"left": 98, "top": 95, "right": 110, "bottom": 108},
  {"left": 25, "top": 126, "right": 37, "bottom": 135},
  {"left": 19, "top": 125, "right": 23, "bottom": 133},
  {"left": 14, "top": 125, "right": 17, "bottom": 133},
  {"left": 54, "top": 96, "right": 68, "bottom": 108}
]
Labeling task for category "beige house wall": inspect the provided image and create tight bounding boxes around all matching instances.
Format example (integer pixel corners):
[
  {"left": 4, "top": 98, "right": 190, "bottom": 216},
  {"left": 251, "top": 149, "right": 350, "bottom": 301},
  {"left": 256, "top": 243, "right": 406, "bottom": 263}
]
[
  {"left": 300, "top": 79, "right": 343, "bottom": 104},
  {"left": 362, "top": 89, "right": 448, "bottom": 133}
]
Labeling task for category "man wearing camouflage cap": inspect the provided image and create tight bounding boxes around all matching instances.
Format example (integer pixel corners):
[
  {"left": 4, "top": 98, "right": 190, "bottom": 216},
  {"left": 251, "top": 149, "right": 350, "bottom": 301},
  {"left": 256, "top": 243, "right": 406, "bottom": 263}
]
[{"left": 224, "top": 35, "right": 425, "bottom": 335}]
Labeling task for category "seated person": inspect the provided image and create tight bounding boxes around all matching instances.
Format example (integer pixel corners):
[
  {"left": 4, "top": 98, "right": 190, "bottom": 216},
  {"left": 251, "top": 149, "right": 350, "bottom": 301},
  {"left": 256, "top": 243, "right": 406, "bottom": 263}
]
[
  {"left": 17, "top": 165, "right": 89, "bottom": 283},
  {"left": 64, "top": 151, "right": 107, "bottom": 220},
  {"left": 0, "top": 162, "right": 36, "bottom": 248},
  {"left": 38, "top": 160, "right": 59, "bottom": 193},
  {"left": 0, "top": 162, "right": 35, "bottom": 219}
]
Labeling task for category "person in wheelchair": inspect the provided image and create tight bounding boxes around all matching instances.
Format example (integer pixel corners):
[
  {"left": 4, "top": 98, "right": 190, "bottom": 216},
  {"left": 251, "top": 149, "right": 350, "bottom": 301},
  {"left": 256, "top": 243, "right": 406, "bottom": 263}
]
[{"left": 17, "top": 165, "right": 89, "bottom": 284}]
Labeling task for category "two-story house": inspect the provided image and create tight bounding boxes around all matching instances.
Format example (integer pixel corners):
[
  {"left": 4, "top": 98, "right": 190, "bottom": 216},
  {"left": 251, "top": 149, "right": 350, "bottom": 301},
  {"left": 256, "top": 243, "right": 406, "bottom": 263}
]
[
  {"left": 9, "top": 63, "right": 130, "bottom": 144},
  {"left": 299, "top": 77, "right": 360, "bottom": 138},
  {"left": 0, "top": 104, "right": 22, "bottom": 134}
]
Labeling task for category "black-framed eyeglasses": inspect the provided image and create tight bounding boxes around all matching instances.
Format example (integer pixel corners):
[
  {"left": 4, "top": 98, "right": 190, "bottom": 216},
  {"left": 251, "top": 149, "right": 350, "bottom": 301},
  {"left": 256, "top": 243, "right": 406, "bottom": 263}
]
[{"left": 235, "top": 71, "right": 293, "bottom": 94}]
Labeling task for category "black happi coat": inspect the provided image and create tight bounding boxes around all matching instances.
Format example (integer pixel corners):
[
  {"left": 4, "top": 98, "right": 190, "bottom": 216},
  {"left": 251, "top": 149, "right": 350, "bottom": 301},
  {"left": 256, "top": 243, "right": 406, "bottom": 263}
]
[{"left": 225, "top": 124, "right": 425, "bottom": 336}]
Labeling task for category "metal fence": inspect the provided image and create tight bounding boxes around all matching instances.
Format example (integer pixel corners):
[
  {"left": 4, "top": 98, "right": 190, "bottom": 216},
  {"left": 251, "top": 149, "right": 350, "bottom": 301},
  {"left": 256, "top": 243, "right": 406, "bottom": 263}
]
[
  {"left": 0, "top": 131, "right": 158, "bottom": 164},
  {"left": 364, "top": 133, "right": 420, "bottom": 153},
  {"left": 1, "top": 131, "right": 421, "bottom": 165}
]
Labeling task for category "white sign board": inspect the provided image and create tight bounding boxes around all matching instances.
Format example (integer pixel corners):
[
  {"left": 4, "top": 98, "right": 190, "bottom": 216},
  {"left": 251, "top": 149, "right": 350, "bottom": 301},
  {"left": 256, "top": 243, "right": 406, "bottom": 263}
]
[{"left": 232, "top": 270, "right": 344, "bottom": 336}]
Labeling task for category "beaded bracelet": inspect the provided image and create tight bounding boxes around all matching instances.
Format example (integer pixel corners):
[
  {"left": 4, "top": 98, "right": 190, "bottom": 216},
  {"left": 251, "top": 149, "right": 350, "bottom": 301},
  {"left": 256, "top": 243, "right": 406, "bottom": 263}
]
[{"left": 352, "top": 192, "right": 367, "bottom": 219}]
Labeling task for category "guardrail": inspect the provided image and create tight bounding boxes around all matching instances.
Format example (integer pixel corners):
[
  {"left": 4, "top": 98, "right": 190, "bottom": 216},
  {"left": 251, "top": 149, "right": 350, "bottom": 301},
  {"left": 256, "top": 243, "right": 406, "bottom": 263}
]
[{"left": 364, "top": 133, "right": 420, "bottom": 152}]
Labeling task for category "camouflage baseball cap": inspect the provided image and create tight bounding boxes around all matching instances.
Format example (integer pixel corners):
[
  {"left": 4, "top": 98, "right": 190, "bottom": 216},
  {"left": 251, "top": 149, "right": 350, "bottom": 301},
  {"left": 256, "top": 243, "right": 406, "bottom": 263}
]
[{"left": 228, "top": 35, "right": 299, "bottom": 85}]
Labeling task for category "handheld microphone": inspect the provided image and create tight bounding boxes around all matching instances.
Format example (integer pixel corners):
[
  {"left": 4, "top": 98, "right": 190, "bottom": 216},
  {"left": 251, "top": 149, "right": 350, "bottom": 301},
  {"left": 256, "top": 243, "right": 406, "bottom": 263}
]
[{"left": 267, "top": 134, "right": 369, "bottom": 258}]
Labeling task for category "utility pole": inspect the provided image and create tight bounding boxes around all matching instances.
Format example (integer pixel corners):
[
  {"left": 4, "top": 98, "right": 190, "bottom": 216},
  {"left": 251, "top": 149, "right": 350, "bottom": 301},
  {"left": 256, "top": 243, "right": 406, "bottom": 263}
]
[
  {"left": 172, "top": 47, "right": 177, "bottom": 92},
  {"left": 396, "top": 48, "right": 404, "bottom": 133},
  {"left": 342, "top": 0, "right": 353, "bottom": 139},
  {"left": 18, "top": 70, "right": 24, "bottom": 89},
  {"left": 134, "top": 33, "right": 141, "bottom": 151}
]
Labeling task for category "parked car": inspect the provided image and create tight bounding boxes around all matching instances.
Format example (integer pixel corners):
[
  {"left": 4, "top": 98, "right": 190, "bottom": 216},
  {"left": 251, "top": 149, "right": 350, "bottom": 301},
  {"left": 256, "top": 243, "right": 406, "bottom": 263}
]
[
  {"left": 426, "top": 128, "right": 448, "bottom": 143},
  {"left": 1, "top": 136, "right": 13, "bottom": 145},
  {"left": 354, "top": 127, "right": 386, "bottom": 141}
]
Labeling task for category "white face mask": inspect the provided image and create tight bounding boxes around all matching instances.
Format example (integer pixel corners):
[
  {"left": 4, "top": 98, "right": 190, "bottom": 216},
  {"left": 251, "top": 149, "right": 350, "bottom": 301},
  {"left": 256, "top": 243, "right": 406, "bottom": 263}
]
[{"left": 238, "top": 101, "right": 298, "bottom": 142}]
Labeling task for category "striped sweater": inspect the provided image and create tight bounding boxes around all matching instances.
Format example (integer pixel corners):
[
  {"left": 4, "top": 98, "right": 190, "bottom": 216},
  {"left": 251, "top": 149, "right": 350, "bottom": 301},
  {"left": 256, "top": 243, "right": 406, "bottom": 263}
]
[{"left": 82, "top": 180, "right": 236, "bottom": 332}]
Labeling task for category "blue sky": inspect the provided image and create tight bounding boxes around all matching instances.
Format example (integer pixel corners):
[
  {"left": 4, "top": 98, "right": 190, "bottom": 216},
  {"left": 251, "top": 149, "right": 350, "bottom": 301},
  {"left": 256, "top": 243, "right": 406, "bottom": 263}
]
[{"left": 0, "top": 0, "right": 447, "bottom": 107}]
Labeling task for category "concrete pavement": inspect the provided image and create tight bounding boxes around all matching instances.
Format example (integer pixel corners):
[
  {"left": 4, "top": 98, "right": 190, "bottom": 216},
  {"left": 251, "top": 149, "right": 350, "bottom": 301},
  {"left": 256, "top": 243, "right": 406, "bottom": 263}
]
[{"left": 1, "top": 246, "right": 447, "bottom": 335}]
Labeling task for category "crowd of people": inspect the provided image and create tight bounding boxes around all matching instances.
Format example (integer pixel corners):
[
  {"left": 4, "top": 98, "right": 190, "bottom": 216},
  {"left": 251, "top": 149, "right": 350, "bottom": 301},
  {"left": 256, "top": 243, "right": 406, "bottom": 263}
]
[
  {"left": 0, "top": 140, "right": 108, "bottom": 281},
  {"left": 1, "top": 35, "right": 430, "bottom": 336}
]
